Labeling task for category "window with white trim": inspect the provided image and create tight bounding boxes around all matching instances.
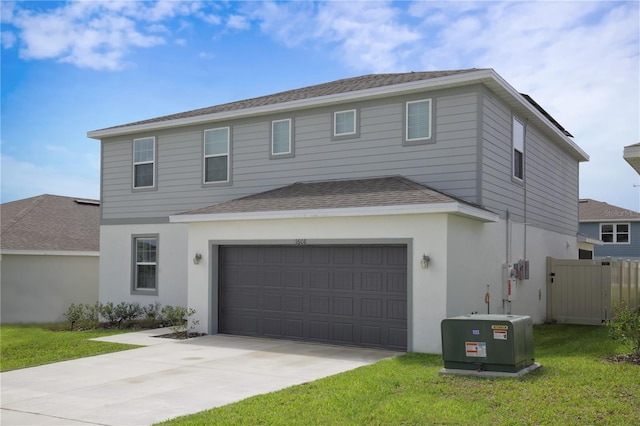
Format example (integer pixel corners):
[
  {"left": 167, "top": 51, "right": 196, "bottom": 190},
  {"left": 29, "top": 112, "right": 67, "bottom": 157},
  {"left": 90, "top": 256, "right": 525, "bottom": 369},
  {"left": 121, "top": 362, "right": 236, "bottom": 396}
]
[
  {"left": 204, "top": 127, "right": 230, "bottom": 183},
  {"left": 133, "top": 137, "right": 155, "bottom": 188},
  {"left": 406, "top": 99, "right": 432, "bottom": 141},
  {"left": 272, "top": 119, "right": 292, "bottom": 155},
  {"left": 133, "top": 235, "right": 158, "bottom": 293},
  {"left": 512, "top": 117, "right": 525, "bottom": 180},
  {"left": 334, "top": 110, "right": 356, "bottom": 136},
  {"left": 600, "top": 223, "right": 630, "bottom": 244}
]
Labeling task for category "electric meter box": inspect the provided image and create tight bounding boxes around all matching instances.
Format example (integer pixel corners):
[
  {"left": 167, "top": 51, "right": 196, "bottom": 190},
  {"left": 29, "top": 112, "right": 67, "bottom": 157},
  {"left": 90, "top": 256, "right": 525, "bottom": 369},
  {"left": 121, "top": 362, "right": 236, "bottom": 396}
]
[{"left": 441, "top": 314, "right": 534, "bottom": 373}]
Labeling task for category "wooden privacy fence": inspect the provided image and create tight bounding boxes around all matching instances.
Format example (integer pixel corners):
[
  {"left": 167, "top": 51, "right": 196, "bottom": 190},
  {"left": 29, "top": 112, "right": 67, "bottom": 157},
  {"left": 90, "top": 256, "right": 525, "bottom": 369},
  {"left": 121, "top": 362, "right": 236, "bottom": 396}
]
[{"left": 546, "top": 257, "right": 640, "bottom": 325}]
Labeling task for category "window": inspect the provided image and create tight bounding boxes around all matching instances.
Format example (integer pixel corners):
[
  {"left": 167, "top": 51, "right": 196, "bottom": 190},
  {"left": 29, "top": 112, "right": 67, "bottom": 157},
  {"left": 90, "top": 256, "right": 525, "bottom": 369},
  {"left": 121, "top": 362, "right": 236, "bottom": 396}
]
[
  {"left": 600, "top": 223, "right": 630, "bottom": 244},
  {"left": 272, "top": 119, "right": 292, "bottom": 155},
  {"left": 133, "top": 137, "right": 155, "bottom": 188},
  {"left": 132, "top": 235, "right": 158, "bottom": 294},
  {"left": 406, "top": 99, "right": 432, "bottom": 142},
  {"left": 204, "top": 127, "right": 230, "bottom": 183},
  {"left": 512, "top": 117, "right": 525, "bottom": 180},
  {"left": 334, "top": 110, "right": 356, "bottom": 136}
]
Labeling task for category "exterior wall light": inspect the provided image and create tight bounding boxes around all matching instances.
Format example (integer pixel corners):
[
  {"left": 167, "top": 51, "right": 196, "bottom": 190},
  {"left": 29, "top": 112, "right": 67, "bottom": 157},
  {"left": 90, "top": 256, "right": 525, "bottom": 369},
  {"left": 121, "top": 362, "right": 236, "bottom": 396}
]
[
  {"left": 193, "top": 253, "right": 202, "bottom": 265},
  {"left": 421, "top": 254, "right": 431, "bottom": 269}
]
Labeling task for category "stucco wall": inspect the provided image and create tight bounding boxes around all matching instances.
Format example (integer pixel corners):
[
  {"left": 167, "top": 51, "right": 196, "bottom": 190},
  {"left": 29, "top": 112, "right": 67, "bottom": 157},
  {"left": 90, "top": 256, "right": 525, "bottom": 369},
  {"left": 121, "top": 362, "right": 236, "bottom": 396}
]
[
  {"left": 446, "top": 216, "right": 578, "bottom": 324},
  {"left": 185, "top": 214, "right": 450, "bottom": 354},
  {"left": 0, "top": 253, "right": 99, "bottom": 323},
  {"left": 98, "top": 223, "right": 188, "bottom": 308}
]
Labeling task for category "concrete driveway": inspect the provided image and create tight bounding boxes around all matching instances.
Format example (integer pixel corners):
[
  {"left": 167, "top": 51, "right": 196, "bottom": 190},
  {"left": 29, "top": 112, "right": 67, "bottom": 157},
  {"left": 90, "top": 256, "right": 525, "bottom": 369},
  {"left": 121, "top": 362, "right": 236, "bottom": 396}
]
[{"left": 0, "top": 329, "right": 400, "bottom": 426}]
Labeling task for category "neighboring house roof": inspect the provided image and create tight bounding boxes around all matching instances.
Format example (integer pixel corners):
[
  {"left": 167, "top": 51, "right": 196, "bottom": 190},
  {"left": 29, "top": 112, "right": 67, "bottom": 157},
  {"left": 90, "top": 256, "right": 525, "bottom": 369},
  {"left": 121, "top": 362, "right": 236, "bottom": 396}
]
[
  {"left": 0, "top": 194, "right": 100, "bottom": 252},
  {"left": 87, "top": 68, "right": 588, "bottom": 162},
  {"left": 578, "top": 198, "right": 640, "bottom": 222},
  {"left": 171, "top": 176, "right": 498, "bottom": 223},
  {"left": 623, "top": 142, "right": 640, "bottom": 174}
]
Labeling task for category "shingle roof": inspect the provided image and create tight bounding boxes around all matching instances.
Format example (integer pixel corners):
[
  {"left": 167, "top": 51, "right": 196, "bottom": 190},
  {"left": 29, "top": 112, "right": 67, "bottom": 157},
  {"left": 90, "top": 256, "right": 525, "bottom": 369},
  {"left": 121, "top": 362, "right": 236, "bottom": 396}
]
[
  {"left": 178, "top": 176, "right": 485, "bottom": 216},
  {"left": 1, "top": 194, "right": 100, "bottom": 251},
  {"left": 99, "top": 69, "right": 484, "bottom": 131},
  {"left": 578, "top": 198, "right": 640, "bottom": 222}
]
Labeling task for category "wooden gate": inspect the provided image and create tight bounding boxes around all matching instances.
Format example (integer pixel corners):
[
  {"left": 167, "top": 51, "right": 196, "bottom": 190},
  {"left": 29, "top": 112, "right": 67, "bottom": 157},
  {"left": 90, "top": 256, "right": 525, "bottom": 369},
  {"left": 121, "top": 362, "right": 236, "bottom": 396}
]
[{"left": 546, "top": 258, "right": 640, "bottom": 325}]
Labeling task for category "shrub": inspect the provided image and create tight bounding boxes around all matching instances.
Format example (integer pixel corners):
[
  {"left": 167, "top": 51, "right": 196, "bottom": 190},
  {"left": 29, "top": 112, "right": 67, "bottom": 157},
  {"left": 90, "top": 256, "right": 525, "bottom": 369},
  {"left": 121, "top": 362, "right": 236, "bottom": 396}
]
[
  {"left": 63, "top": 303, "right": 85, "bottom": 330},
  {"left": 161, "top": 305, "right": 199, "bottom": 339},
  {"left": 100, "top": 302, "right": 118, "bottom": 325},
  {"left": 141, "top": 302, "right": 163, "bottom": 327},
  {"left": 606, "top": 303, "right": 640, "bottom": 354}
]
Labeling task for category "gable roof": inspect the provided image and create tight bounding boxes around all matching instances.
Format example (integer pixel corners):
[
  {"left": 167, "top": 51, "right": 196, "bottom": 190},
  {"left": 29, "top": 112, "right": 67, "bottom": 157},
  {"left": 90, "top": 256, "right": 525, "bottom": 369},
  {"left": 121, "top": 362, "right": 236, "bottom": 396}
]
[
  {"left": 171, "top": 176, "right": 498, "bottom": 223},
  {"left": 578, "top": 198, "right": 640, "bottom": 222},
  {"left": 87, "top": 68, "right": 588, "bottom": 162},
  {"left": 1, "top": 194, "right": 100, "bottom": 252},
  {"left": 624, "top": 142, "right": 640, "bottom": 174}
]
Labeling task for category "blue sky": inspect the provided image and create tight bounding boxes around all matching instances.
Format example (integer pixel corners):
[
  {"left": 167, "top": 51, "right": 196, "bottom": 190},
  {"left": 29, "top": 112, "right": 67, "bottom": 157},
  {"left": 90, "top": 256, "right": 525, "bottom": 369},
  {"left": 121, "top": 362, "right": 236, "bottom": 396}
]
[{"left": 1, "top": 0, "right": 639, "bottom": 211}]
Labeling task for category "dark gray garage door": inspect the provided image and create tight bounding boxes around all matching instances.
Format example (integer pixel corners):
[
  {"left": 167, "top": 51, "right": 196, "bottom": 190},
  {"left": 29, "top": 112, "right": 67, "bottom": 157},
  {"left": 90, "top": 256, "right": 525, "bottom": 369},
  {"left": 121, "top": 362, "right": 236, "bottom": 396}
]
[{"left": 219, "top": 245, "right": 407, "bottom": 350}]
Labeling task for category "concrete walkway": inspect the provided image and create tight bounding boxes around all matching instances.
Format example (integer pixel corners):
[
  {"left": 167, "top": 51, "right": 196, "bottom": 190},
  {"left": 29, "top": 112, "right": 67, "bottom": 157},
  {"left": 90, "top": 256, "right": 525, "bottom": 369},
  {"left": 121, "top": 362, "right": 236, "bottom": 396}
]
[{"left": 1, "top": 329, "right": 400, "bottom": 426}]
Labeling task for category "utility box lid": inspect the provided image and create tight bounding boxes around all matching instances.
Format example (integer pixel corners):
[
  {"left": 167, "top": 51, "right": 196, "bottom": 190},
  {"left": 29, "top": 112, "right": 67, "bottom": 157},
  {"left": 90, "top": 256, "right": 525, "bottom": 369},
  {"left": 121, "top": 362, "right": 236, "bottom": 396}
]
[{"left": 441, "top": 314, "right": 534, "bottom": 373}]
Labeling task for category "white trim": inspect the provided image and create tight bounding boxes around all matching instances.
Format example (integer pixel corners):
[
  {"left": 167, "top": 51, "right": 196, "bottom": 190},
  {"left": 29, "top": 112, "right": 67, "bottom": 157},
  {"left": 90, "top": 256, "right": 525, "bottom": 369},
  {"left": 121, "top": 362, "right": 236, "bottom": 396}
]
[
  {"left": 133, "top": 136, "right": 155, "bottom": 189},
  {"left": 0, "top": 249, "right": 99, "bottom": 257},
  {"left": 170, "top": 202, "right": 499, "bottom": 224},
  {"left": 271, "top": 118, "right": 292, "bottom": 155},
  {"left": 600, "top": 222, "right": 631, "bottom": 245},
  {"left": 406, "top": 99, "right": 432, "bottom": 141},
  {"left": 333, "top": 109, "right": 357, "bottom": 136},
  {"left": 87, "top": 69, "right": 588, "bottom": 162},
  {"left": 203, "top": 127, "right": 230, "bottom": 183},
  {"left": 576, "top": 234, "right": 604, "bottom": 246}
]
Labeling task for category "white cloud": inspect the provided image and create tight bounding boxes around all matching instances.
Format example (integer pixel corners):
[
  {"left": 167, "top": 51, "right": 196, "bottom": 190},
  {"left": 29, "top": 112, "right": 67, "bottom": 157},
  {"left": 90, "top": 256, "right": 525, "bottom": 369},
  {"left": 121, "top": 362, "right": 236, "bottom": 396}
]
[
  {"left": 3, "top": 1, "right": 203, "bottom": 70},
  {"left": 0, "top": 154, "right": 99, "bottom": 203},
  {"left": 227, "top": 14, "right": 249, "bottom": 30}
]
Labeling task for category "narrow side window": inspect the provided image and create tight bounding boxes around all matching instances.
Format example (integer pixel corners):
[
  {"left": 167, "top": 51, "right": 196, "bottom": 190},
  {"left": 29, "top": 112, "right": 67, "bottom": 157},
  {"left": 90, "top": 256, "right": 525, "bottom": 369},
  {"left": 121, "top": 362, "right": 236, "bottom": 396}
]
[
  {"left": 272, "top": 119, "right": 292, "bottom": 156},
  {"left": 512, "top": 117, "right": 525, "bottom": 180},
  {"left": 204, "top": 127, "right": 230, "bottom": 183},
  {"left": 133, "top": 137, "right": 155, "bottom": 189},
  {"left": 132, "top": 235, "right": 158, "bottom": 295},
  {"left": 406, "top": 99, "right": 432, "bottom": 142}
]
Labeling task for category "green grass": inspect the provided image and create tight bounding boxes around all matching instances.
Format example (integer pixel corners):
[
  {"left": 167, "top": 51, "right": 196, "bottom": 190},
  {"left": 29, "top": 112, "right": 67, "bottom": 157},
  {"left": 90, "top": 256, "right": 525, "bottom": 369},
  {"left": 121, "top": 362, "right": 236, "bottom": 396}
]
[
  {"left": 157, "top": 324, "right": 640, "bottom": 426},
  {"left": 0, "top": 324, "right": 140, "bottom": 372}
]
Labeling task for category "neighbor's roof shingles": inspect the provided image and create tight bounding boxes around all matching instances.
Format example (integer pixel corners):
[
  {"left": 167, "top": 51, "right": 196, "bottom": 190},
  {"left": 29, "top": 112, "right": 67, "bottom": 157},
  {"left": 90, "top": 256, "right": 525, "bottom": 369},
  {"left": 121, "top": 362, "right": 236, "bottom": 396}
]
[
  {"left": 178, "top": 176, "right": 485, "bottom": 216},
  {"left": 578, "top": 198, "right": 640, "bottom": 222},
  {"left": 0, "top": 194, "right": 100, "bottom": 251}
]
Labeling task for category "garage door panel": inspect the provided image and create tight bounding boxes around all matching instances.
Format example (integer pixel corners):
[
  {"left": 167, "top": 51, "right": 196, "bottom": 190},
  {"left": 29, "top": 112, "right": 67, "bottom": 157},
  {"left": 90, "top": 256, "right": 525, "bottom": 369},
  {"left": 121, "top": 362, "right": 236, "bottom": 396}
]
[{"left": 219, "top": 245, "right": 407, "bottom": 350}]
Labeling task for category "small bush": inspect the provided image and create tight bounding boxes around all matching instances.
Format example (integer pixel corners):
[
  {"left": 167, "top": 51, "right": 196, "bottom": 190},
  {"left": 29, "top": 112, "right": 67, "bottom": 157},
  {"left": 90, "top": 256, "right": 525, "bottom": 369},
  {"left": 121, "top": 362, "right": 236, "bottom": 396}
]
[
  {"left": 100, "top": 302, "right": 118, "bottom": 325},
  {"left": 161, "top": 305, "right": 199, "bottom": 339},
  {"left": 606, "top": 303, "right": 640, "bottom": 354},
  {"left": 63, "top": 303, "right": 85, "bottom": 329},
  {"left": 141, "top": 302, "right": 163, "bottom": 328}
]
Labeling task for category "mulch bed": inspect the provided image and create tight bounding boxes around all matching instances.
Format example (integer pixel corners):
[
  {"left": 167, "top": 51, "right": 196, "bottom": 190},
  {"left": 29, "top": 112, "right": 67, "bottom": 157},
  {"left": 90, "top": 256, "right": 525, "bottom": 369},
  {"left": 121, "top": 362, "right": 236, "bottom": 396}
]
[
  {"left": 606, "top": 352, "right": 640, "bottom": 365},
  {"left": 153, "top": 332, "right": 207, "bottom": 340}
]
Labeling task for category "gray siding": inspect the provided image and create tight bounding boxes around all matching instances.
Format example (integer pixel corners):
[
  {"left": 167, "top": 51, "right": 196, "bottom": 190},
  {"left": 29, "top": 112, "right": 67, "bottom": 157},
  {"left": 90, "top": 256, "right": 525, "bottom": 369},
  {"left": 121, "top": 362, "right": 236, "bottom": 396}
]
[
  {"left": 101, "top": 87, "right": 480, "bottom": 221},
  {"left": 480, "top": 88, "right": 579, "bottom": 235}
]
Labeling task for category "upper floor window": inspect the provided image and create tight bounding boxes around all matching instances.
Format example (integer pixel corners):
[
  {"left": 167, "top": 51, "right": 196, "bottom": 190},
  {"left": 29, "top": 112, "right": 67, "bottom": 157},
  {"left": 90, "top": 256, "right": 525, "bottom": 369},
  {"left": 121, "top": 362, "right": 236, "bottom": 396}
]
[
  {"left": 133, "top": 137, "right": 155, "bottom": 189},
  {"left": 272, "top": 119, "right": 292, "bottom": 156},
  {"left": 406, "top": 99, "right": 432, "bottom": 142},
  {"left": 334, "top": 110, "right": 356, "bottom": 136},
  {"left": 600, "top": 223, "right": 630, "bottom": 244},
  {"left": 512, "top": 117, "right": 525, "bottom": 180},
  {"left": 204, "top": 127, "right": 230, "bottom": 183},
  {"left": 132, "top": 235, "right": 158, "bottom": 294}
]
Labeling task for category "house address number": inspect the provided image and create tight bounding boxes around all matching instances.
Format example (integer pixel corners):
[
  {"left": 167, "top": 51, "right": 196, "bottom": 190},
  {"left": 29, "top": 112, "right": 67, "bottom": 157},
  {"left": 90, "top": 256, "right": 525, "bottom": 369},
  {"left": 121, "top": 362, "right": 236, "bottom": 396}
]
[{"left": 295, "top": 239, "right": 307, "bottom": 245}]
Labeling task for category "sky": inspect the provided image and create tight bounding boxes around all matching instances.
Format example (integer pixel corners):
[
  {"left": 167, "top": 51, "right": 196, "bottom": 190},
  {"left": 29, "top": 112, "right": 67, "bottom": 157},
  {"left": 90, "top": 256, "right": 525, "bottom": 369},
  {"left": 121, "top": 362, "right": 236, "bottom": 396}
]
[{"left": 1, "top": 0, "right": 639, "bottom": 212}]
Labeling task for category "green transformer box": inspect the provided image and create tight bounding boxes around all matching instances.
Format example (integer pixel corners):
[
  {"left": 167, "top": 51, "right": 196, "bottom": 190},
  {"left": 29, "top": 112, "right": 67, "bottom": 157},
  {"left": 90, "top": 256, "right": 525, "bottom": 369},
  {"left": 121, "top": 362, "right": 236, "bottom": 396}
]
[{"left": 441, "top": 314, "right": 535, "bottom": 373}]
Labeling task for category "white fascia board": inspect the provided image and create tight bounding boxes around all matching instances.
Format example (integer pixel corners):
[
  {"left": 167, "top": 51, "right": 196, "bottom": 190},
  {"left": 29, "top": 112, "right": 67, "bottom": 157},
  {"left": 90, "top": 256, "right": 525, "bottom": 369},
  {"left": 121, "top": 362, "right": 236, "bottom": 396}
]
[
  {"left": 87, "top": 70, "right": 493, "bottom": 139},
  {"left": 0, "top": 249, "right": 100, "bottom": 256},
  {"left": 169, "top": 202, "right": 499, "bottom": 224},
  {"left": 577, "top": 234, "right": 604, "bottom": 246}
]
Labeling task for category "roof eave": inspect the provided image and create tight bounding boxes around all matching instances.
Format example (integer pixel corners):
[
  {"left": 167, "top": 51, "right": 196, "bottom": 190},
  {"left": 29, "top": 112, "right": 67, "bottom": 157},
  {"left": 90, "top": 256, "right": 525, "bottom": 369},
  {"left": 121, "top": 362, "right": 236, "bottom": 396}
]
[{"left": 169, "top": 202, "right": 499, "bottom": 224}]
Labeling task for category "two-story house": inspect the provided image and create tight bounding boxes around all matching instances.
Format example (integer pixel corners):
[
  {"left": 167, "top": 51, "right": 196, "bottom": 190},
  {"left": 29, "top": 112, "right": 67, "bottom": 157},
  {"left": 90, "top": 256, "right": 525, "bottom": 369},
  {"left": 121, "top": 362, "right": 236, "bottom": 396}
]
[
  {"left": 579, "top": 198, "right": 640, "bottom": 260},
  {"left": 88, "top": 69, "right": 589, "bottom": 353}
]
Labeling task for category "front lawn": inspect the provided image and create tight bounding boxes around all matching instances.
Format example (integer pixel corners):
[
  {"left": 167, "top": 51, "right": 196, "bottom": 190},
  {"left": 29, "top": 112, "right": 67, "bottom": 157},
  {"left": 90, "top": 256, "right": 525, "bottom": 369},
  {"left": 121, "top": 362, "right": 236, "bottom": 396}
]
[
  {"left": 157, "top": 324, "right": 640, "bottom": 425},
  {"left": 0, "top": 324, "right": 140, "bottom": 372}
]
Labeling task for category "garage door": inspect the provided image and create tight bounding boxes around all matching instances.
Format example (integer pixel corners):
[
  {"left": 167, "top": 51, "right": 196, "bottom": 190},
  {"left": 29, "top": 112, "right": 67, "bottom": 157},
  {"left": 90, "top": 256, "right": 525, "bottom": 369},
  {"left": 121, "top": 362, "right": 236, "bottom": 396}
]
[{"left": 219, "top": 245, "right": 407, "bottom": 350}]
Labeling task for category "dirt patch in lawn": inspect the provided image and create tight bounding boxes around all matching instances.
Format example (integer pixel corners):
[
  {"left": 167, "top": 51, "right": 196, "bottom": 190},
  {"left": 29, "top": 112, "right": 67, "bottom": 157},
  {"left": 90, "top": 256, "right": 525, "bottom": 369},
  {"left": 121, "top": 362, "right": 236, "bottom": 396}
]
[{"left": 607, "top": 352, "right": 640, "bottom": 365}]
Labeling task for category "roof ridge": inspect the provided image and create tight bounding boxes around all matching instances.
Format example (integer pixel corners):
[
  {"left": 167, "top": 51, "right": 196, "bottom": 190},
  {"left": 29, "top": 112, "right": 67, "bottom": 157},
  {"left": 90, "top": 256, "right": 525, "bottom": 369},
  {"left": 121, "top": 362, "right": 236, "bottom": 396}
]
[{"left": 0, "top": 195, "right": 46, "bottom": 234}]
